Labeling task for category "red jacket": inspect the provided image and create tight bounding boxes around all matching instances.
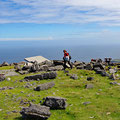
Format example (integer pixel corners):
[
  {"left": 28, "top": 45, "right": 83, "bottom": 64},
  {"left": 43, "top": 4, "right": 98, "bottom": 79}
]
[{"left": 64, "top": 52, "right": 69, "bottom": 57}]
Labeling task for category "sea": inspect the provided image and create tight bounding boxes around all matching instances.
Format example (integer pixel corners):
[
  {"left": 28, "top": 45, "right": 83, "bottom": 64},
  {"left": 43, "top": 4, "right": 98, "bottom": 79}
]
[{"left": 0, "top": 40, "right": 120, "bottom": 63}]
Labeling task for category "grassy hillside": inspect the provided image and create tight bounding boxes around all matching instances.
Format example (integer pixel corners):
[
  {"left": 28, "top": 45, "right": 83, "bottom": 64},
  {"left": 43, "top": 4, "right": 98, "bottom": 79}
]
[{"left": 0, "top": 66, "right": 120, "bottom": 120}]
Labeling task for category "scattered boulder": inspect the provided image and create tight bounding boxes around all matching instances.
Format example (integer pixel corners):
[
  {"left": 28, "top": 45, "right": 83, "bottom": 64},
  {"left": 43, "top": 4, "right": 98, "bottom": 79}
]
[
  {"left": 93, "top": 63, "right": 105, "bottom": 70},
  {"left": 2, "top": 62, "right": 9, "bottom": 66},
  {"left": 53, "top": 60, "right": 63, "bottom": 66},
  {"left": 109, "top": 69, "right": 117, "bottom": 74},
  {"left": 100, "top": 71, "right": 110, "bottom": 77},
  {"left": 109, "top": 73, "right": 116, "bottom": 80},
  {"left": 70, "top": 74, "right": 78, "bottom": 80},
  {"left": 20, "top": 103, "right": 51, "bottom": 120},
  {"left": 43, "top": 96, "right": 67, "bottom": 109},
  {"left": 85, "top": 84, "right": 94, "bottom": 89},
  {"left": 76, "top": 65, "right": 85, "bottom": 69},
  {"left": 87, "top": 77, "right": 94, "bottom": 81},
  {"left": 24, "top": 72, "right": 57, "bottom": 81},
  {"left": 15, "top": 65, "right": 22, "bottom": 72},
  {"left": 0, "top": 74, "right": 5, "bottom": 82},
  {"left": 110, "top": 82, "right": 118, "bottom": 85},
  {"left": 73, "top": 61, "right": 84, "bottom": 67},
  {"left": 34, "top": 81, "right": 55, "bottom": 91},
  {"left": 83, "top": 101, "right": 91, "bottom": 105},
  {"left": 85, "top": 64, "right": 93, "bottom": 70}
]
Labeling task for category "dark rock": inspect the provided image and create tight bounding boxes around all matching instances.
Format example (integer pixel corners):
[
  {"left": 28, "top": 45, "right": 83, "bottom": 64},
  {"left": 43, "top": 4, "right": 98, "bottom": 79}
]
[
  {"left": 0, "top": 74, "right": 5, "bottom": 82},
  {"left": 93, "top": 63, "right": 105, "bottom": 70},
  {"left": 34, "top": 81, "right": 55, "bottom": 91},
  {"left": 43, "top": 96, "right": 67, "bottom": 109},
  {"left": 2, "top": 62, "right": 9, "bottom": 66},
  {"left": 85, "top": 84, "right": 94, "bottom": 89},
  {"left": 14, "top": 65, "right": 22, "bottom": 72},
  {"left": 87, "top": 77, "right": 94, "bottom": 81},
  {"left": 73, "top": 61, "right": 85, "bottom": 67},
  {"left": 22, "top": 65, "right": 30, "bottom": 70},
  {"left": 20, "top": 103, "right": 51, "bottom": 120},
  {"left": 76, "top": 65, "right": 85, "bottom": 69},
  {"left": 64, "top": 70, "right": 69, "bottom": 73},
  {"left": 85, "top": 64, "right": 93, "bottom": 70},
  {"left": 53, "top": 60, "right": 63, "bottom": 66},
  {"left": 110, "top": 82, "right": 118, "bottom": 85},
  {"left": 101, "top": 71, "right": 110, "bottom": 77},
  {"left": 24, "top": 72, "right": 57, "bottom": 81},
  {"left": 39, "top": 65, "right": 49, "bottom": 71},
  {"left": 12, "top": 110, "right": 18, "bottom": 113},
  {"left": 70, "top": 74, "right": 78, "bottom": 80}
]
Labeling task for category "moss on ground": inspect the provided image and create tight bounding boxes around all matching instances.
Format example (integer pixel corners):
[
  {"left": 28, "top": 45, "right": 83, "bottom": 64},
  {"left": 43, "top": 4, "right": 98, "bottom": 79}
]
[{"left": 0, "top": 66, "right": 120, "bottom": 120}]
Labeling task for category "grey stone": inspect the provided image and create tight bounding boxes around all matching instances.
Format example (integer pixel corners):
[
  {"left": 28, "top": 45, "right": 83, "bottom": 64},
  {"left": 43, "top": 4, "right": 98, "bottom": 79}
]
[
  {"left": 2, "top": 62, "right": 9, "bottom": 66},
  {"left": 85, "top": 64, "right": 93, "bottom": 70},
  {"left": 20, "top": 103, "right": 51, "bottom": 120},
  {"left": 43, "top": 96, "right": 67, "bottom": 109},
  {"left": 18, "top": 70, "right": 29, "bottom": 75},
  {"left": 70, "top": 74, "right": 78, "bottom": 80},
  {"left": 34, "top": 81, "right": 55, "bottom": 91},
  {"left": 76, "top": 65, "right": 85, "bottom": 69},
  {"left": 0, "top": 69, "right": 19, "bottom": 77},
  {"left": 83, "top": 102, "right": 91, "bottom": 105},
  {"left": 109, "top": 69, "right": 117, "bottom": 74},
  {"left": 73, "top": 61, "right": 84, "bottom": 67},
  {"left": 109, "top": 73, "right": 116, "bottom": 80},
  {"left": 93, "top": 63, "right": 105, "bottom": 70},
  {"left": 53, "top": 60, "right": 63, "bottom": 66},
  {"left": 24, "top": 72, "right": 57, "bottom": 81},
  {"left": 48, "top": 65, "right": 63, "bottom": 71},
  {"left": 85, "top": 84, "right": 94, "bottom": 89},
  {"left": 15, "top": 65, "right": 22, "bottom": 72},
  {"left": 0, "top": 74, "right": 5, "bottom": 82},
  {"left": 110, "top": 82, "right": 118, "bottom": 85}
]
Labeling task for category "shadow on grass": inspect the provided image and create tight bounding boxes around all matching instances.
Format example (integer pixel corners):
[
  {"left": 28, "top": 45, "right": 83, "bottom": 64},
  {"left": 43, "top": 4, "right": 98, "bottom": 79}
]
[{"left": 14, "top": 117, "right": 23, "bottom": 120}]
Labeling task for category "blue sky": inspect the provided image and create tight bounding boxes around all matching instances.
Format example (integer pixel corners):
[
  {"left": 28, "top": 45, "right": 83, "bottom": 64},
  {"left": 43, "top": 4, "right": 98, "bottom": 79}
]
[{"left": 0, "top": 0, "right": 120, "bottom": 45}]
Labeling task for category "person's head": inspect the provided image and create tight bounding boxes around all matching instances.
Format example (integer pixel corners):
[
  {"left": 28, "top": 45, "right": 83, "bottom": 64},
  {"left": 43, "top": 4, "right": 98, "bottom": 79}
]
[{"left": 63, "top": 50, "right": 67, "bottom": 53}]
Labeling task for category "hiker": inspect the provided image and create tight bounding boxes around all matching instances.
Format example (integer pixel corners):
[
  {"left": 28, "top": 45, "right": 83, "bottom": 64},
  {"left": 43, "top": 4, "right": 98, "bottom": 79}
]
[{"left": 63, "top": 50, "right": 72, "bottom": 70}]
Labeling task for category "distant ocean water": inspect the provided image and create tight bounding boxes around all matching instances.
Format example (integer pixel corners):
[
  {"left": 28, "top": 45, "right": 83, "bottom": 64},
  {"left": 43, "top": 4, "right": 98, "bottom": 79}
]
[{"left": 0, "top": 40, "right": 120, "bottom": 63}]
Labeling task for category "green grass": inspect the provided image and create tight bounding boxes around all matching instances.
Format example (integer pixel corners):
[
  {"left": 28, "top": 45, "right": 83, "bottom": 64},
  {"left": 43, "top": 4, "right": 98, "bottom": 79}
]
[{"left": 0, "top": 66, "right": 120, "bottom": 120}]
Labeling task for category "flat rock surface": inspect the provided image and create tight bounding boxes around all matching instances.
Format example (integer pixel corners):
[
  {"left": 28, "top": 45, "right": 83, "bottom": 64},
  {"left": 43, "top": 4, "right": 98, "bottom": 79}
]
[
  {"left": 24, "top": 56, "right": 50, "bottom": 64},
  {"left": 0, "top": 69, "right": 19, "bottom": 76}
]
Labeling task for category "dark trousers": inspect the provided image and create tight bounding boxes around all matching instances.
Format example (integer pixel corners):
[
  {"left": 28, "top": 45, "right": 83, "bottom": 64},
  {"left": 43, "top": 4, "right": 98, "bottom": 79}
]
[{"left": 63, "top": 60, "right": 72, "bottom": 70}]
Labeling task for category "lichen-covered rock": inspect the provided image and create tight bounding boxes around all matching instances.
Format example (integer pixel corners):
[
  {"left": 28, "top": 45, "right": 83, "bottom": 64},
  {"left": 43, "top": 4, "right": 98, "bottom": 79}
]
[
  {"left": 20, "top": 103, "right": 51, "bottom": 120},
  {"left": 43, "top": 96, "right": 67, "bottom": 109},
  {"left": 34, "top": 81, "right": 55, "bottom": 91},
  {"left": 24, "top": 72, "right": 57, "bottom": 81}
]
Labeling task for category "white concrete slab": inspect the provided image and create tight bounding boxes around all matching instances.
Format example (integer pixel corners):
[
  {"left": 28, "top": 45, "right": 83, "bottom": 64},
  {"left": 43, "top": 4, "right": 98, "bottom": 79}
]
[{"left": 24, "top": 56, "right": 50, "bottom": 64}]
